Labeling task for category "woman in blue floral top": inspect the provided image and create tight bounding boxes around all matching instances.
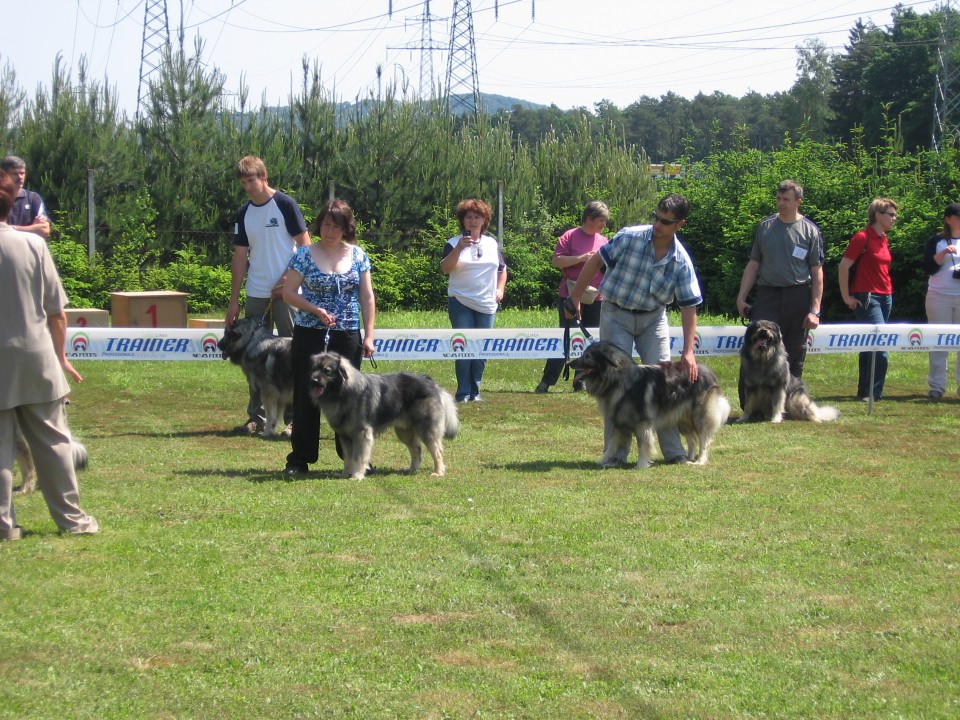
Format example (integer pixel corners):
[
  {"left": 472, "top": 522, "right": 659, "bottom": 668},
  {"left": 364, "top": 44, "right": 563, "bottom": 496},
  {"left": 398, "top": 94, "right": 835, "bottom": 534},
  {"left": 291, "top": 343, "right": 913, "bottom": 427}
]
[{"left": 281, "top": 199, "right": 376, "bottom": 475}]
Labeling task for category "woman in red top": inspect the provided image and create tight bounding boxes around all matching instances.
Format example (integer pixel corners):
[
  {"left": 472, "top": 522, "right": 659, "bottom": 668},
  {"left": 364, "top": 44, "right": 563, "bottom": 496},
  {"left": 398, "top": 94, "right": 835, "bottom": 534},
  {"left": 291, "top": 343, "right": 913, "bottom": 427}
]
[{"left": 838, "top": 197, "right": 898, "bottom": 401}]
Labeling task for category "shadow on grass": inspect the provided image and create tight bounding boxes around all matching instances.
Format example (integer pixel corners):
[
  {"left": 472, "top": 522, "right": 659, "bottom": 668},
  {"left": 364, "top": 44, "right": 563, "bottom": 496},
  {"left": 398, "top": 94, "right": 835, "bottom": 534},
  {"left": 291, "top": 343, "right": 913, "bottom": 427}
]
[
  {"left": 376, "top": 480, "right": 663, "bottom": 719},
  {"left": 498, "top": 459, "right": 606, "bottom": 472}
]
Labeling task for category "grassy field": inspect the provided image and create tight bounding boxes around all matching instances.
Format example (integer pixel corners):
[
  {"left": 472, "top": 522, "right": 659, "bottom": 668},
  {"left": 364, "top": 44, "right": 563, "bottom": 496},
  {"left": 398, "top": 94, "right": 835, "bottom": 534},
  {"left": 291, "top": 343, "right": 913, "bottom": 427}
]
[{"left": 2, "top": 310, "right": 959, "bottom": 719}]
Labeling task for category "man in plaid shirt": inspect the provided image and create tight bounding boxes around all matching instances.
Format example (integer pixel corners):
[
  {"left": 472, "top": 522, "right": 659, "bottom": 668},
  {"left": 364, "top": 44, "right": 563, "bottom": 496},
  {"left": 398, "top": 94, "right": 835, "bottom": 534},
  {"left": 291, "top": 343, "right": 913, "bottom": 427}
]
[{"left": 568, "top": 193, "right": 703, "bottom": 466}]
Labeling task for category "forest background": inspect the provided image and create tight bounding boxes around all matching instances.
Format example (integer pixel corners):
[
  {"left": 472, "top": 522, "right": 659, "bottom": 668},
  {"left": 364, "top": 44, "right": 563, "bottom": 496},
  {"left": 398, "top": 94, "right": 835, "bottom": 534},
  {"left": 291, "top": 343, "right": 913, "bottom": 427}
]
[{"left": 2, "top": 5, "right": 960, "bottom": 322}]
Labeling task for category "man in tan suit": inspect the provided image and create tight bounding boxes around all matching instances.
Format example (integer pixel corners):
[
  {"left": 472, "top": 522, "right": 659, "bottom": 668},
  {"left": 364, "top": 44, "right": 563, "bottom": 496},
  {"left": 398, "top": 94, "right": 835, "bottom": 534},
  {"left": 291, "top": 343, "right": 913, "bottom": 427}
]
[{"left": 0, "top": 173, "right": 98, "bottom": 539}]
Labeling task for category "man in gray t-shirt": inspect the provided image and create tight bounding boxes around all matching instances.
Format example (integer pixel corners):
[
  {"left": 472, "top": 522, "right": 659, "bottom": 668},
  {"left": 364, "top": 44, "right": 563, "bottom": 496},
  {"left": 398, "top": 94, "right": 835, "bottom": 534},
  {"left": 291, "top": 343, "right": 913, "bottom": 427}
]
[{"left": 736, "top": 179, "right": 824, "bottom": 387}]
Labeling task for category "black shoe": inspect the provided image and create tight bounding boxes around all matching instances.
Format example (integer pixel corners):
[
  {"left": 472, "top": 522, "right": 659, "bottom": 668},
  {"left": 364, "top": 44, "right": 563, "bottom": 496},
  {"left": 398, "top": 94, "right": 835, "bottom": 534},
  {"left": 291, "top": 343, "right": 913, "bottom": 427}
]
[
  {"left": 534, "top": 382, "right": 549, "bottom": 394},
  {"left": 283, "top": 463, "right": 307, "bottom": 477}
]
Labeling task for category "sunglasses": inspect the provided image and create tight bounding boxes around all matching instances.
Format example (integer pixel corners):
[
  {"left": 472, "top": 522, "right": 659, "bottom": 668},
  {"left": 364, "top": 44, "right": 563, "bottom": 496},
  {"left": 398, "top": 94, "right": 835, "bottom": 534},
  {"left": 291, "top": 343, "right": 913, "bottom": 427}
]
[{"left": 651, "top": 211, "right": 682, "bottom": 226}]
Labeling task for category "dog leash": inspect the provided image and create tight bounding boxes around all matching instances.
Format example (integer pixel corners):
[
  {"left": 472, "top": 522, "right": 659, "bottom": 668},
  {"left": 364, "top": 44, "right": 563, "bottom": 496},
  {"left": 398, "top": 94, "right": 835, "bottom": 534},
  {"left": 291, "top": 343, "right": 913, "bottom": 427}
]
[
  {"left": 259, "top": 296, "right": 275, "bottom": 327},
  {"left": 322, "top": 325, "right": 377, "bottom": 370},
  {"left": 561, "top": 298, "right": 595, "bottom": 381}
]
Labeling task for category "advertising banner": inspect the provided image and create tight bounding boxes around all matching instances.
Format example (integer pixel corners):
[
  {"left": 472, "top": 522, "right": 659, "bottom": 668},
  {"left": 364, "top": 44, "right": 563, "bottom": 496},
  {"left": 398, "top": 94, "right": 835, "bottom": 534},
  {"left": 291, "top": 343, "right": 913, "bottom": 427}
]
[{"left": 64, "top": 324, "right": 960, "bottom": 361}]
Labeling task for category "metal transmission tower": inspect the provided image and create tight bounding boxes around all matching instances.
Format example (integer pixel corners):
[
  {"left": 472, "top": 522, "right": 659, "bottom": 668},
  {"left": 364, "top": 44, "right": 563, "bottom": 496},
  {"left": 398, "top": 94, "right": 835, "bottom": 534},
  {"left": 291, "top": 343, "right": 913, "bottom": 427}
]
[
  {"left": 388, "top": 2, "right": 443, "bottom": 100},
  {"left": 418, "top": 1, "right": 437, "bottom": 98},
  {"left": 137, "top": 0, "right": 171, "bottom": 120},
  {"left": 445, "top": 0, "right": 481, "bottom": 116},
  {"left": 933, "top": 1, "right": 960, "bottom": 151}
]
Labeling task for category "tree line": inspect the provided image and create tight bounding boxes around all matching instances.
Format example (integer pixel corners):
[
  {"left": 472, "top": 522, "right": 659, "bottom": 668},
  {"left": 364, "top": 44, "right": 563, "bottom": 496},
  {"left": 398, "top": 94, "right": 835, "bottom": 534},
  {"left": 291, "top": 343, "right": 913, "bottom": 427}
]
[
  {"left": 497, "top": 6, "right": 959, "bottom": 160},
  {"left": 0, "top": 5, "right": 958, "bottom": 321}
]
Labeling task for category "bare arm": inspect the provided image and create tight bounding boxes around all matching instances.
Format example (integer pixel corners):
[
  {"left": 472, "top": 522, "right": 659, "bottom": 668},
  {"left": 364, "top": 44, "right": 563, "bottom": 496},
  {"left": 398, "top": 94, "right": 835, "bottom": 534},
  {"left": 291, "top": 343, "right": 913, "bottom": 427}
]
[
  {"left": 567, "top": 252, "right": 606, "bottom": 320},
  {"left": 805, "top": 265, "right": 823, "bottom": 329},
  {"left": 440, "top": 236, "right": 474, "bottom": 275},
  {"left": 14, "top": 215, "right": 51, "bottom": 239},
  {"left": 226, "top": 246, "right": 249, "bottom": 326},
  {"left": 552, "top": 251, "right": 595, "bottom": 269},
  {"left": 48, "top": 311, "right": 82, "bottom": 383},
  {"left": 679, "top": 305, "right": 698, "bottom": 382},
  {"left": 838, "top": 257, "right": 859, "bottom": 310},
  {"left": 736, "top": 259, "right": 760, "bottom": 319},
  {"left": 495, "top": 268, "right": 507, "bottom": 305},
  {"left": 358, "top": 270, "right": 377, "bottom": 357}
]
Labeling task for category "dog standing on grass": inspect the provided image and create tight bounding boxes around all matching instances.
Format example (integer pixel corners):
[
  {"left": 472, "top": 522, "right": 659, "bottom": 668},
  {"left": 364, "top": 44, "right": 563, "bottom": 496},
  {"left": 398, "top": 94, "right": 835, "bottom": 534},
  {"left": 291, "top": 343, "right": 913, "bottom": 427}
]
[
  {"left": 308, "top": 351, "right": 459, "bottom": 479},
  {"left": 217, "top": 317, "right": 294, "bottom": 438},
  {"left": 569, "top": 341, "right": 731, "bottom": 467}
]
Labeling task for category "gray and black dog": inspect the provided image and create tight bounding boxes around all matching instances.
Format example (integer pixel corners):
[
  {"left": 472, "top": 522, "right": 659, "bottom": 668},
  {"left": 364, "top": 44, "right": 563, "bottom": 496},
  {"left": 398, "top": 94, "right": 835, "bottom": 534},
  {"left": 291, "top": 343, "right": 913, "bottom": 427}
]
[
  {"left": 569, "top": 341, "right": 731, "bottom": 468},
  {"left": 218, "top": 317, "right": 294, "bottom": 437},
  {"left": 308, "top": 351, "right": 459, "bottom": 479},
  {"left": 15, "top": 400, "right": 88, "bottom": 493},
  {"left": 738, "top": 319, "right": 839, "bottom": 423}
]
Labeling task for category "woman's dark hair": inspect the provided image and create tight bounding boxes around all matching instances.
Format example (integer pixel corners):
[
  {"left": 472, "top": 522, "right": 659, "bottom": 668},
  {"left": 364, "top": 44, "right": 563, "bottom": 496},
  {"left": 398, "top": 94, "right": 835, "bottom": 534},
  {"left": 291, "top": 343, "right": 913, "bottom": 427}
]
[
  {"left": 310, "top": 199, "right": 357, "bottom": 242},
  {"left": 942, "top": 202, "right": 960, "bottom": 238}
]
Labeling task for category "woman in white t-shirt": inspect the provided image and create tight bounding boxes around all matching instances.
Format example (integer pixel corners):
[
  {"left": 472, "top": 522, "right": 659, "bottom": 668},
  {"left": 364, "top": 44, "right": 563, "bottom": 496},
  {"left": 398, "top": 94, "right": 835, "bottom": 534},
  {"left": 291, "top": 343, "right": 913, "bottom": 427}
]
[
  {"left": 440, "top": 198, "right": 507, "bottom": 402},
  {"left": 923, "top": 202, "right": 960, "bottom": 400}
]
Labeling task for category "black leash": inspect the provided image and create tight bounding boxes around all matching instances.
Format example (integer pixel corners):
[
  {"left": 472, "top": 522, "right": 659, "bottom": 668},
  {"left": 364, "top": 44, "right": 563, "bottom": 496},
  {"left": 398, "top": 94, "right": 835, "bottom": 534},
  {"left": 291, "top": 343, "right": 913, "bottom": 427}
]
[{"left": 561, "top": 300, "right": 595, "bottom": 381}]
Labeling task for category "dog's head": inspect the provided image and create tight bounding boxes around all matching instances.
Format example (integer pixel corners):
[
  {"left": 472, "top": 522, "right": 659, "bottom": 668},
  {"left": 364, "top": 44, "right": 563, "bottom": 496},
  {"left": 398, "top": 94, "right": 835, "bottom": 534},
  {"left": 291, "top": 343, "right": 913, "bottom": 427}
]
[
  {"left": 742, "top": 320, "right": 782, "bottom": 359},
  {"left": 567, "top": 341, "right": 633, "bottom": 392},
  {"left": 217, "top": 317, "right": 260, "bottom": 362},
  {"left": 308, "top": 352, "right": 350, "bottom": 403}
]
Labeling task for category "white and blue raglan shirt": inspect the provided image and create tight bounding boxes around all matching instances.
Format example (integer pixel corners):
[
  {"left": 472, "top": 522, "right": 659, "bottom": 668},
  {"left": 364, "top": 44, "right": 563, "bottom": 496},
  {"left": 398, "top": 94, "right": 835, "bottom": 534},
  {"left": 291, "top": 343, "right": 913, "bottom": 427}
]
[{"left": 233, "top": 190, "right": 307, "bottom": 299}]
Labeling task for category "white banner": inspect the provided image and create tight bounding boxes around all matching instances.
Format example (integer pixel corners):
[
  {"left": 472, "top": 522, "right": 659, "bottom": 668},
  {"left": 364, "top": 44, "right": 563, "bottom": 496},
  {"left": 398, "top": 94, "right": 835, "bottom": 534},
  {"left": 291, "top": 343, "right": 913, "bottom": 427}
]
[{"left": 64, "top": 324, "right": 960, "bottom": 361}]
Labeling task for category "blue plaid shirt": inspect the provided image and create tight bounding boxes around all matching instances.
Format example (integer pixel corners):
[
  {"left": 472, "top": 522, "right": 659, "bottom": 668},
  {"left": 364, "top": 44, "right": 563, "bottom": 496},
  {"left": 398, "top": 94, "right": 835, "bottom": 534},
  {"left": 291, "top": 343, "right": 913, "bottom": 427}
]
[{"left": 598, "top": 224, "right": 702, "bottom": 311}]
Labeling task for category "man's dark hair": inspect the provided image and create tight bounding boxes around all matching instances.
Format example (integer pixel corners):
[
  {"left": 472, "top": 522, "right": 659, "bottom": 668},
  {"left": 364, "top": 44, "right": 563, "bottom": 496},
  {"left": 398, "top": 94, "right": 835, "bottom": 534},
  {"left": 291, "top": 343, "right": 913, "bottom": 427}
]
[
  {"left": 657, "top": 193, "right": 690, "bottom": 221},
  {"left": 0, "top": 171, "right": 16, "bottom": 217},
  {"left": 0, "top": 155, "right": 26, "bottom": 172}
]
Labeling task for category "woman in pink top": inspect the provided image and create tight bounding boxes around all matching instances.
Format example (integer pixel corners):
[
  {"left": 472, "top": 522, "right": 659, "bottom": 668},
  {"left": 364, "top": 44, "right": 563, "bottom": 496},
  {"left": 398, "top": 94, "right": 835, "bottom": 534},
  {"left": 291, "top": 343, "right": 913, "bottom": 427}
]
[
  {"left": 838, "top": 197, "right": 897, "bottom": 401},
  {"left": 535, "top": 201, "right": 610, "bottom": 393}
]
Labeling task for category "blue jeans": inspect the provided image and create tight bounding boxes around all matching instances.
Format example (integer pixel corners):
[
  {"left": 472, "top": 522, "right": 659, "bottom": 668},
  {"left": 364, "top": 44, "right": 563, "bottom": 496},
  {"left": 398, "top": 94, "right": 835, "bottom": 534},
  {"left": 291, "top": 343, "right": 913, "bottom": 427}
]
[
  {"left": 448, "top": 296, "right": 496, "bottom": 400},
  {"left": 852, "top": 292, "right": 892, "bottom": 399},
  {"left": 599, "top": 303, "right": 688, "bottom": 463}
]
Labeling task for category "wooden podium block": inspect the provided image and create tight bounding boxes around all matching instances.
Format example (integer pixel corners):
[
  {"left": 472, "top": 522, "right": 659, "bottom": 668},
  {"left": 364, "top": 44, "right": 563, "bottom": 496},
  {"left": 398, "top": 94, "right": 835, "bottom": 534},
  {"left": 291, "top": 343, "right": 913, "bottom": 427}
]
[
  {"left": 65, "top": 308, "right": 110, "bottom": 327},
  {"left": 188, "top": 318, "right": 226, "bottom": 329},
  {"left": 111, "top": 291, "right": 189, "bottom": 328}
]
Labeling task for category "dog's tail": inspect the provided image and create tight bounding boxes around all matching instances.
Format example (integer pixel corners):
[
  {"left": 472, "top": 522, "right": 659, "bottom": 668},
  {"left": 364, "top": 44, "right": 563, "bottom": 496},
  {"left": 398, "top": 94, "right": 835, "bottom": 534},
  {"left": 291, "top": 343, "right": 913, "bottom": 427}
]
[
  {"left": 811, "top": 404, "right": 840, "bottom": 422},
  {"left": 715, "top": 394, "right": 732, "bottom": 426},
  {"left": 440, "top": 391, "right": 459, "bottom": 439},
  {"left": 785, "top": 394, "right": 840, "bottom": 423},
  {"left": 72, "top": 439, "right": 89, "bottom": 471}
]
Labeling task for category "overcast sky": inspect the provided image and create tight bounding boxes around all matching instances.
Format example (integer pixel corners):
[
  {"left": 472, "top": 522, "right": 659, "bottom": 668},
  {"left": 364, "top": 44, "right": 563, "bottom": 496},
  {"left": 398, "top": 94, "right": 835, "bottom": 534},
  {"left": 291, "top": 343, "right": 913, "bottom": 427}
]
[{"left": 1, "top": 0, "right": 944, "bottom": 116}]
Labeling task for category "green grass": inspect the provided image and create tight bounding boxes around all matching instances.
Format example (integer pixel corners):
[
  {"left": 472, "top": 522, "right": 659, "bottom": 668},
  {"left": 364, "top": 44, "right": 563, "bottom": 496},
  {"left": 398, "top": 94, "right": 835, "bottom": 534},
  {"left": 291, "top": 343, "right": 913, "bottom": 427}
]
[{"left": 2, "top": 311, "right": 959, "bottom": 719}]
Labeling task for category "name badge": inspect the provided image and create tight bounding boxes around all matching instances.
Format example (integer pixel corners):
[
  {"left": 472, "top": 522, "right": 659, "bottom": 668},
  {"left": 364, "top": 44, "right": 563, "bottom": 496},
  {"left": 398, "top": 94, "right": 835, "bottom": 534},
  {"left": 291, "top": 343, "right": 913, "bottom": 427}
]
[{"left": 792, "top": 245, "right": 807, "bottom": 260}]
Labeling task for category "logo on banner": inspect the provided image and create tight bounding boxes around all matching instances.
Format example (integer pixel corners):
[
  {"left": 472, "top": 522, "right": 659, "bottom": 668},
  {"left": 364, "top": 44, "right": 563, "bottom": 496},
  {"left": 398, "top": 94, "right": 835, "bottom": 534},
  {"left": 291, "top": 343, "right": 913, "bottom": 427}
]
[
  {"left": 67, "top": 331, "right": 97, "bottom": 358},
  {"left": 201, "top": 333, "right": 220, "bottom": 353},
  {"left": 692, "top": 331, "right": 707, "bottom": 355},
  {"left": 570, "top": 332, "right": 587, "bottom": 356},
  {"left": 909, "top": 328, "right": 924, "bottom": 346},
  {"left": 442, "top": 332, "right": 474, "bottom": 358}
]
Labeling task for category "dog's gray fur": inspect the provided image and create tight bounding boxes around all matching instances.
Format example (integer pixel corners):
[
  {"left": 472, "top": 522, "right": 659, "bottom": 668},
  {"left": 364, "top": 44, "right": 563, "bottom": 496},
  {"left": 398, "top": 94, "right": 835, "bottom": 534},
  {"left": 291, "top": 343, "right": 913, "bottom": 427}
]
[
  {"left": 217, "top": 317, "right": 294, "bottom": 437},
  {"left": 738, "top": 319, "right": 839, "bottom": 423},
  {"left": 308, "top": 351, "right": 459, "bottom": 479},
  {"left": 569, "top": 340, "right": 731, "bottom": 467},
  {"left": 15, "top": 401, "right": 89, "bottom": 493}
]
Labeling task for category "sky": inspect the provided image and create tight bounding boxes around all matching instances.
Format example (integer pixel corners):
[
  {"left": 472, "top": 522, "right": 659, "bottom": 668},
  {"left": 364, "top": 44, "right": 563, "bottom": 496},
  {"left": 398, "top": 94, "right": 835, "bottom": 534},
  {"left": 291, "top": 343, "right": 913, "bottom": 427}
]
[{"left": 1, "top": 0, "right": 946, "bottom": 116}]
